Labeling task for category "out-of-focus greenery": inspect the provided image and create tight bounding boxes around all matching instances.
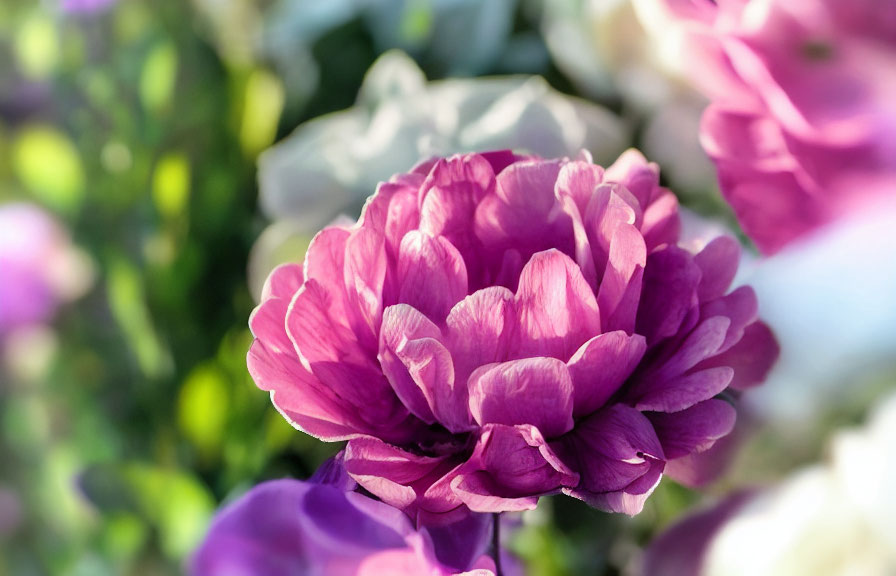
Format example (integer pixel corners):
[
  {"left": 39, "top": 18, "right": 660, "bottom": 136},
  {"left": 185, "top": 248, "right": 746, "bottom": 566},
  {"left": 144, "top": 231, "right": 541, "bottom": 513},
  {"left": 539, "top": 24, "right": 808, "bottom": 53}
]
[
  {"left": 0, "top": 1, "right": 329, "bottom": 573},
  {"left": 0, "top": 1, "right": 730, "bottom": 575}
]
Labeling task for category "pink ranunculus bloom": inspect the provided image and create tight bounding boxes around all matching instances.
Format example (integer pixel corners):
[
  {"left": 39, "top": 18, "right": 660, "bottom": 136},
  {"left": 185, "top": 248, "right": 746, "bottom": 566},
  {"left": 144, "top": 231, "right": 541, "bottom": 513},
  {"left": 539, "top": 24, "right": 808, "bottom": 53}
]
[
  {"left": 654, "top": 0, "right": 896, "bottom": 254},
  {"left": 248, "top": 149, "right": 778, "bottom": 523},
  {"left": 190, "top": 455, "right": 501, "bottom": 576}
]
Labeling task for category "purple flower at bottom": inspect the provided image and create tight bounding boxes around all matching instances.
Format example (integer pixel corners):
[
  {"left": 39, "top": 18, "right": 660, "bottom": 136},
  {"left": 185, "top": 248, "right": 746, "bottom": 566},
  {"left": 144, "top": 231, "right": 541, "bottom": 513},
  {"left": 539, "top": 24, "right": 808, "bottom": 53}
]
[
  {"left": 248, "top": 149, "right": 778, "bottom": 523},
  {"left": 190, "top": 456, "right": 499, "bottom": 576}
]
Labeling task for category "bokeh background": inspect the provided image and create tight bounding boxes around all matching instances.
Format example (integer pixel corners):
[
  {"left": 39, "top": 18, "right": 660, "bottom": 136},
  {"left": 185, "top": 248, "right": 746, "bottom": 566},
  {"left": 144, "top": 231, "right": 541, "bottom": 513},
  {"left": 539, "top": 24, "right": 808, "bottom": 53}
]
[{"left": 1, "top": 1, "right": 894, "bottom": 575}]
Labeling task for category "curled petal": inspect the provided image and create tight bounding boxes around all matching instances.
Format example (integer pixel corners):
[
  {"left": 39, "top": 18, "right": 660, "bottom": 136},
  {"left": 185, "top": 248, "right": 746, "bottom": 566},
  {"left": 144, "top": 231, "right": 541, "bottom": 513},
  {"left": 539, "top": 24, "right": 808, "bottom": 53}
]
[
  {"left": 452, "top": 424, "right": 578, "bottom": 512},
  {"left": 699, "top": 321, "right": 780, "bottom": 390},
  {"left": 648, "top": 398, "right": 737, "bottom": 459},
  {"left": 562, "top": 405, "right": 664, "bottom": 499},
  {"left": 567, "top": 331, "right": 647, "bottom": 418},
  {"left": 380, "top": 305, "right": 471, "bottom": 432},
  {"left": 345, "top": 436, "right": 464, "bottom": 517}
]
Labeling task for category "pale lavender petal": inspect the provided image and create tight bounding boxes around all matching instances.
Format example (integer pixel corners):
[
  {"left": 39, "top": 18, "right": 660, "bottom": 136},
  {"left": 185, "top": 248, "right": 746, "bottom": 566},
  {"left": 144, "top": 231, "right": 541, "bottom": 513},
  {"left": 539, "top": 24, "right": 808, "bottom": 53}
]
[
  {"left": 445, "top": 286, "right": 518, "bottom": 385},
  {"left": 515, "top": 250, "right": 601, "bottom": 360},
  {"left": 397, "top": 231, "right": 469, "bottom": 322}
]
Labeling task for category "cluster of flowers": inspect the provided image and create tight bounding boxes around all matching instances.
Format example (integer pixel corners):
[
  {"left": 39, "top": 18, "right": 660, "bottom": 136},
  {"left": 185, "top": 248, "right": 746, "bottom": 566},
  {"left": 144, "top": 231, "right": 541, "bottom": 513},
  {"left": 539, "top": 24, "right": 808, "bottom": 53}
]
[{"left": 192, "top": 0, "right": 895, "bottom": 573}]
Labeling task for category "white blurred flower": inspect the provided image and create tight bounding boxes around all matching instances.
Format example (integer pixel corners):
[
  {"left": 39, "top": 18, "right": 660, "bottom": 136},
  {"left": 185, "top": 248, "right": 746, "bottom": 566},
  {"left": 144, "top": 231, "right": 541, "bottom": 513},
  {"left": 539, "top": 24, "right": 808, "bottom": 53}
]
[
  {"left": 540, "top": 0, "right": 716, "bottom": 193},
  {"left": 702, "top": 392, "right": 896, "bottom": 576},
  {"left": 249, "top": 50, "right": 627, "bottom": 298},
  {"left": 643, "top": 390, "right": 896, "bottom": 576},
  {"left": 231, "top": 0, "right": 525, "bottom": 111}
]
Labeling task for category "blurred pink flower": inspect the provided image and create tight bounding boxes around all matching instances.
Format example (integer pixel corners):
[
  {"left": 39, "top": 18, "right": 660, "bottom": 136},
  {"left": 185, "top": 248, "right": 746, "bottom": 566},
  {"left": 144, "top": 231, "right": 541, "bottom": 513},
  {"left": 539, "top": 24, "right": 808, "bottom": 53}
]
[
  {"left": 60, "top": 0, "right": 117, "bottom": 14},
  {"left": 0, "top": 203, "right": 89, "bottom": 339},
  {"left": 248, "top": 149, "right": 777, "bottom": 524},
  {"left": 661, "top": 0, "right": 896, "bottom": 253}
]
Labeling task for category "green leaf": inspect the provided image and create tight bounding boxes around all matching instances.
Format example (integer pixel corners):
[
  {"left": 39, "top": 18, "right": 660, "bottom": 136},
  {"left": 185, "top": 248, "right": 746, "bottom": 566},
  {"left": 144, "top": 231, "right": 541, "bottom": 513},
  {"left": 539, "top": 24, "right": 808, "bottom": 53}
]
[
  {"left": 80, "top": 463, "right": 215, "bottom": 560},
  {"left": 140, "top": 42, "right": 178, "bottom": 112},
  {"left": 239, "top": 69, "right": 285, "bottom": 157},
  {"left": 177, "top": 362, "right": 230, "bottom": 459},
  {"left": 106, "top": 253, "right": 171, "bottom": 379},
  {"left": 152, "top": 152, "right": 190, "bottom": 220},
  {"left": 12, "top": 125, "right": 85, "bottom": 214},
  {"left": 15, "top": 13, "right": 59, "bottom": 80}
]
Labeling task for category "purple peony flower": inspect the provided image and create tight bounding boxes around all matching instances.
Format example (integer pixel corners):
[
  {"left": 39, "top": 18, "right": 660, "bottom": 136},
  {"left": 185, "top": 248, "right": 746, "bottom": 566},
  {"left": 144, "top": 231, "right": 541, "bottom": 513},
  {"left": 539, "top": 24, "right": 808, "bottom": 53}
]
[
  {"left": 248, "top": 149, "right": 778, "bottom": 522},
  {"left": 655, "top": 0, "right": 896, "bottom": 254},
  {"left": 190, "top": 456, "right": 499, "bottom": 576}
]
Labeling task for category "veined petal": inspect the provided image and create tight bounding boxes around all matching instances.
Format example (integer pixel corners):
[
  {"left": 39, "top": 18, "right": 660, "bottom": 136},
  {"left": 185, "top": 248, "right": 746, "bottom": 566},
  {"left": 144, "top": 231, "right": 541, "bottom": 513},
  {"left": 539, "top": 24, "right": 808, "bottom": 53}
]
[
  {"left": 445, "top": 286, "right": 518, "bottom": 387},
  {"left": 397, "top": 231, "right": 469, "bottom": 323},
  {"left": 380, "top": 304, "right": 471, "bottom": 432},
  {"left": 515, "top": 249, "right": 601, "bottom": 360}
]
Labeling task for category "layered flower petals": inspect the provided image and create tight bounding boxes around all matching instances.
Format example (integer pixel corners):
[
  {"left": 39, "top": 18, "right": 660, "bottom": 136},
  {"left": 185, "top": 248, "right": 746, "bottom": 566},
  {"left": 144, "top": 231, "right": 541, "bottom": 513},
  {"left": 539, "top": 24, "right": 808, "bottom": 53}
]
[
  {"left": 379, "top": 305, "right": 470, "bottom": 432},
  {"left": 397, "top": 231, "right": 468, "bottom": 322},
  {"left": 248, "top": 149, "right": 777, "bottom": 521},
  {"left": 562, "top": 405, "right": 666, "bottom": 514},
  {"left": 648, "top": 399, "right": 737, "bottom": 460}
]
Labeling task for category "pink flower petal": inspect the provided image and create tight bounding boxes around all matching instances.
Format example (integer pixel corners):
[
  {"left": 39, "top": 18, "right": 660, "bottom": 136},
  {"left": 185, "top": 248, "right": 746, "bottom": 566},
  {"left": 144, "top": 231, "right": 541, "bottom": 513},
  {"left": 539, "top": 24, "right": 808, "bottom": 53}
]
[
  {"left": 397, "top": 231, "right": 469, "bottom": 322},
  {"left": 648, "top": 398, "right": 737, "bottom": 459},
  {"left": 567, "top": 331, "right": 647, "bottom": 418},
  {"left": 452, "top": 424, "right": 578, "bottom": 512},
  {"left": 468, "top": 357, "right": 574, "bottom": 438},
  {"left": 514, "top": 250, "right": 601, "bottom": 360},
  {"left": 445, "top": 286, "right": 518, "bottom": 386}
]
